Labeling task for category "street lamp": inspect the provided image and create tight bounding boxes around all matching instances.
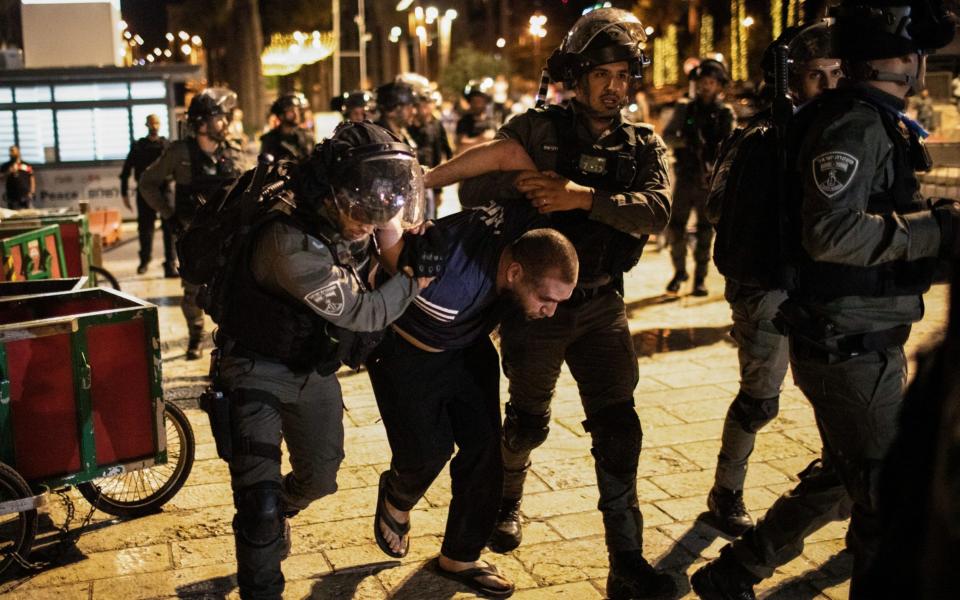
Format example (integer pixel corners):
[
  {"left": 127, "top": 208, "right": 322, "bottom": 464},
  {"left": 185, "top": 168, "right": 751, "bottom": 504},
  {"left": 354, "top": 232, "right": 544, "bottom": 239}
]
[
  {"left": 496, "top": 37, "right": 506, "bottom": 49},
  {"left": 425, "top": 6, "right": 438, "bottom": 25},
  {"left": 396, "top": 0, "right": 413, "bottom": 11},
  {"left": 529, "top": 13, "right": 547, "bottom": 69},
  {"left": 742, "top": 16, "right": 754, "bottom": 27}
]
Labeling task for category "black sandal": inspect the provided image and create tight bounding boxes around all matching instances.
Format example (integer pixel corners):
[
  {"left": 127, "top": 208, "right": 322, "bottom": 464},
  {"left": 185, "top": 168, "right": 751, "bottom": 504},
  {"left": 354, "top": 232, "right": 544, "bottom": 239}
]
[
  {"left": 431, "top": 557, "right": 516, "bottom": 598},
  {"left": 374, "top": 471, "right": 410, "bottom": 558}
]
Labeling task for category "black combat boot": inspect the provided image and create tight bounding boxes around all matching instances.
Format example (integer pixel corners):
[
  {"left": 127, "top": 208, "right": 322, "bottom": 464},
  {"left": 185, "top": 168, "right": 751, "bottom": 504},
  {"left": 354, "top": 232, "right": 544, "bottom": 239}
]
[
  {"left": 137, "top": 262, "right": 149, "bottom": 275},
  {"left": 186, "top": 338, "right": 203, "bottom": 361},
  {"left": 607, "top": 550, "right": 677, "bottom": 599},
  {"left": 666, "top": 272, "right": 688, "bottom": 293},
  {"left": 690, "top": 552, "right": 758, "bottom": 600},
  {"left": 488, "top": 497, "right": 522, "bottom": 553},
  {"left": 163, "top": 262, "right": 179, "bottom": 278},
  {"left": 692, "top": 277, "right": 709, "bottom": 297},
  {"left": 707, "top": 486, "right": 753, "bottom": 536}
]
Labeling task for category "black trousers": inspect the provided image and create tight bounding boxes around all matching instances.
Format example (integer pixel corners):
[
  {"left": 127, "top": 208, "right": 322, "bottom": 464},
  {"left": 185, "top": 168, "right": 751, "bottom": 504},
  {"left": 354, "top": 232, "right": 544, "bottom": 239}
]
[
  {"left": 367, "top": 331, "right": 503, "bottom": 562},
  {"left": 136, "top": 192, "right": 176, "bottom": 266},
  {"left": 667, "top": 177, "right": 713, "bottom": 280}
]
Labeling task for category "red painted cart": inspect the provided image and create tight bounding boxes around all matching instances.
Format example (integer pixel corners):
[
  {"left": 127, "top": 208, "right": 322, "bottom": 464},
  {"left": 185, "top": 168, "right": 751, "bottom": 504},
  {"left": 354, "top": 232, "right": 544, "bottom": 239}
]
[{"left": 0, "top": 287, "right": 195, "bottom": 575}]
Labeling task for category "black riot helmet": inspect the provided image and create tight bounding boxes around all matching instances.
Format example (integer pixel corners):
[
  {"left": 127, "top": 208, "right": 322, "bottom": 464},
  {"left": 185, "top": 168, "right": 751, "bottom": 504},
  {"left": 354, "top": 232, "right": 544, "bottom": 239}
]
[
  {"left": 340, "top": 90, "right": 374, "bottom": 113},
  {"left": 831, "top": 0, "right": 955, "bottom": 60},
  {"left": 761, "top": 23, "right": 835, "bottom": 85},
  {"left": 303, "top": 122, "right": 425, "bottom": 228},
  {"left": 187, "top": 87, "right": 237, "bottom": 126},
  {"left": 396, "top": 72, "right": 433, "bottom": 101},
  {"left": 375, "top": 81, "right": 416, "bottom": 111},
  {"left": 546, "top": 8, "right": 650, "bottom": 87},
  {"left": 271, "top": 92, "right": 309, "bottom": 117},
  {"left": 690, "top": 58, "right": 730, "bottom": 84}
]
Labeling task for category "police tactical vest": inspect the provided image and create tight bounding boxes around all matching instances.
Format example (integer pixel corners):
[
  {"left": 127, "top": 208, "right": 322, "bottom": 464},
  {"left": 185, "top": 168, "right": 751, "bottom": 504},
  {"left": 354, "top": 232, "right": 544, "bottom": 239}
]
[
  {"left": 540, "top": 105, "right": 648, "bottom": 282},
  {"left": 175, "top": 137, "right": 242, "bottom": 224},
  {"left": 218, "top": 211, "right": 362, "bottom": 374},
  {"left": 783, "top": 89, "right": 937, "bottom": 301}
]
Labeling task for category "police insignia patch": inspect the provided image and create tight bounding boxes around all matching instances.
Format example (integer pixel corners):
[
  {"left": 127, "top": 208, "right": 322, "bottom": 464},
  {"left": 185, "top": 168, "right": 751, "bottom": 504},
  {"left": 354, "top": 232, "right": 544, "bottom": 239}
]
[
  {"left": 305, "top": 282, "right": 345, "bottom": 316},
  {"left": 812, "top": 152, "right": 859, "bottom": 198}
]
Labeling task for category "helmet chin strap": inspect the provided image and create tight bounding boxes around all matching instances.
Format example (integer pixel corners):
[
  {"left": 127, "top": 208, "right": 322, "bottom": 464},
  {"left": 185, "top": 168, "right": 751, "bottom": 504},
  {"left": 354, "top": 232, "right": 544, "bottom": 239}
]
[{"left": 869, "top": 54, "right": 925, "bottom": 96}]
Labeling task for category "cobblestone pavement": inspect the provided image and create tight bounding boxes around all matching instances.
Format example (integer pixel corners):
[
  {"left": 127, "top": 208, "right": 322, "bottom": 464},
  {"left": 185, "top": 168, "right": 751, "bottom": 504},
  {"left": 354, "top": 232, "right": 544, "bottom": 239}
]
[{"left": 1, "top": 219, "right": 948, "bottom": 600}]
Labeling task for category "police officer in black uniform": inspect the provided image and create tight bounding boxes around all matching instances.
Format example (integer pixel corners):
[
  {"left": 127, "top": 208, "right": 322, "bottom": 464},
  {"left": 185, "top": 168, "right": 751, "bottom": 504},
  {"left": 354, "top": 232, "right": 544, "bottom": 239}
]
[
  {"left": 205, "top": 121, "right": 434, "bottom": 600},
  {"left": 375, "top": 81, "right": 417, "bottom": 148},
  {"left": 259, "top": 93, "right": 314, "bottom": 162},
  {"left": 455, "top": 8, "right": 674, "bottom": 599},
  {"left": 456, "top": 79, "right": 496, "bottom": 153},
  {"left": 339, "top": 90, "right": 375, "bottom": 123},
  {"left": 691, "top": 2, "right": 959, "bottom": 598},
  {"left": 140, "top": 88, "right": 246, "bottom": 360},
  {"left": 663, "top": 58, "right": 735, "bottom": 296},
  {"left": 120, "top": 114, "right": 173, "bottom": 275}
]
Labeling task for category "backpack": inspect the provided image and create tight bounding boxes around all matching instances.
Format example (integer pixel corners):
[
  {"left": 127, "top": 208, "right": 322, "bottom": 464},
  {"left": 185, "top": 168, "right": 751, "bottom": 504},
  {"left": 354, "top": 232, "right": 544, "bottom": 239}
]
[
  {"left": 176, "top": 159, "right": 288, "bottom": 323},
  {"left": 707, "top": 114, "right": 784, "bottom": 289}
]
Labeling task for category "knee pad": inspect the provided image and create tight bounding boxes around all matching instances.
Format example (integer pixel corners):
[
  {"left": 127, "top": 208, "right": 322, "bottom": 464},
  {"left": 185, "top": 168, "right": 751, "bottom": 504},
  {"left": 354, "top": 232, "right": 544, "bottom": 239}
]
[
  {"left": 584, "top": 403, "right": 642, "bottom": 475},
  {"left": 729, "top": 391, "right": 779, "bottom": 433},
  {"left": 503, "top": 402, "right": 550, "bottom": 454},
  {"left": 234, "top": 482, "right": 284, "bottom": 548}
]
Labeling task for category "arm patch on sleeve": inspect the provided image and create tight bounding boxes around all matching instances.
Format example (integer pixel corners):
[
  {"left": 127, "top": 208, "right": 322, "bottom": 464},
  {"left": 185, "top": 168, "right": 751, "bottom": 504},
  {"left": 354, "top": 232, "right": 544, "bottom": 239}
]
[
  {"left": 812, "top": 152, "right": 859, "bottom": 198},
  {"left": 305, "top": 282, "right": 345, "bottom": 316}
]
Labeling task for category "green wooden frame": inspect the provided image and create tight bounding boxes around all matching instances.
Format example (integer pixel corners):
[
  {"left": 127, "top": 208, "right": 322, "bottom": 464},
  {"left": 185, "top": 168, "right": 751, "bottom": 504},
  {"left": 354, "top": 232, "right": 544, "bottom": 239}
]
[
  {"left": 0, "top": 211, "right": 92, "bottom": 284},
  {"left": 0, "top": 225, "right": 68, "bottom": 282},
  {"left": 0, "top": 287, "right": 165, "bottom": 491}
]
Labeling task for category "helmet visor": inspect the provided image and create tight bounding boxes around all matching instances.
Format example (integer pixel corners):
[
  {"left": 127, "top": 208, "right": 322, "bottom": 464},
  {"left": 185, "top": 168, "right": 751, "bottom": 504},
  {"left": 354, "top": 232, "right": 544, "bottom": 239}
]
[{"left": 333, "top": 153, "right": 425, "bottom": 227}]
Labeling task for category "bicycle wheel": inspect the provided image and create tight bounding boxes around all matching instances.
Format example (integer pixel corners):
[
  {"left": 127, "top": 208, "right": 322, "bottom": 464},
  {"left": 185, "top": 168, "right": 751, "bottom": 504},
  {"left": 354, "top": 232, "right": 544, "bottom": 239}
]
[
  {"left": 0, "top": 462, "right": 38, "bottom": 577},
  {"left": 77, "top": 404, "right": 195, "bottom": 518},
  {"left": 89, "top": 266, "right": 120, "bottom": 290}
]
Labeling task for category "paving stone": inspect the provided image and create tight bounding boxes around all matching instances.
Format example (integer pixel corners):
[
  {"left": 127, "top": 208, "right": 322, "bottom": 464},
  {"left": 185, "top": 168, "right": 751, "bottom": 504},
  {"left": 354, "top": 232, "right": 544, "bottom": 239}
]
[
  {"left": 284, "top": 570, "right": 388, "bottom": 599},
  {"left": 281, "top": 551, "right": 334, "bottom": 581},
  {"left": 323, "top": 537, "right": 442, "bottom": 571},
  {"left": 781, "top": 426, "right": 827, "bottom": 453},
  {"left": 634, "top": 384, "right": 731, "bottom": 408},
  {"left": 19, "top": 543, "right": 171, "bottom": 589},
  {"left": 75, "top": 506, "right": 234, "bottom": 554},
  {"left": 637, "top": 446, "right": 702, "bottom": 478},
  {"left": 164, "top": 481, "right": 233, "bottom": 510},
  {"left": 172, "top": 533, "right": 235, "bottom": 569},
  {"left": 512, "top": 538, "right": 609, "bottom": 585},
  {"left": 652, "top": 368, "right": 741, "bottom": 389},
  {"left": 655, "top": 487, "right": 780, "bottom": 522},
  {"left": 644, "top": 420, "right": 729, "bottom": 448},
  {"left": 90, "top": 563, "right": 237, "bottom": 599},
  {"left": 512, "top": 580, "right": 604, "bottom": 598},
  {"left": 3, "top": 582, "right": 91, "bottom": 600}
]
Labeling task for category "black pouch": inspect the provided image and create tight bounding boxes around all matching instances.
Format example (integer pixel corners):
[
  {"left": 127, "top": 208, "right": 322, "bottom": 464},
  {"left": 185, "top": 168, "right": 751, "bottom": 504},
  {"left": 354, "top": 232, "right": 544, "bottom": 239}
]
[{"left": 199, "top": 386, "right": 233, "bottom": 461}]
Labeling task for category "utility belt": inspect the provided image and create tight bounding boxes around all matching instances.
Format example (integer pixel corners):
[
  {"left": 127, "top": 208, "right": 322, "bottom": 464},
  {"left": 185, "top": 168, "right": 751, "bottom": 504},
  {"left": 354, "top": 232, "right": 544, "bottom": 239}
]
[
  {"left": 780, "top": 319, "right": 911, "bottom": 364},
  {"left": 566, "top": 278, "right": 621, "bottom": 307}
]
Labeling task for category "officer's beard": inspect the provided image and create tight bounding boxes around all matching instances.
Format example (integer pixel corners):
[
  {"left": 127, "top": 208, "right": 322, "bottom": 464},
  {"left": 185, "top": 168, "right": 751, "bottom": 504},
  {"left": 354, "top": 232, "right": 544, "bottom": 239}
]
[{"left": 573, "top": 95, "right": 625, "bottom": 121}]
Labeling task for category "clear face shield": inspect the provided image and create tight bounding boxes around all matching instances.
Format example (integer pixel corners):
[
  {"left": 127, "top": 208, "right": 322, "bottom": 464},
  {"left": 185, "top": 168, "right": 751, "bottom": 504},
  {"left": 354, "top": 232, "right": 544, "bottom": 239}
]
[{"left": 333, "top": 153, "right": 426, "bottom": 228}]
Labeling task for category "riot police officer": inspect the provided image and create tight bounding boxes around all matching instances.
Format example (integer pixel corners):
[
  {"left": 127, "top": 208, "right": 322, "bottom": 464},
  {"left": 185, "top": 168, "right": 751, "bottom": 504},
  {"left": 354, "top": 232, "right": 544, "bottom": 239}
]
[
  {"left": 663, "top": 58, "right": 735, "bottom": 296},
  {"left": 456, "top": 78, "right": 496, "bottom": 153},
  {"left": 400, "top": 72, "right": 452, "bottom": 219},
  {"left": 210, "top": 121, "right": 433, "bottom": 599},
  {"left": 703, "top": 23, "right": 845, "bottom": 537},
  {"left": 259, "top": 92, "right": 314, "bottom": 162},
  {"left": 692, "top": 1, "right": 959, "bottom": 598},
  {"left": 140, "top": 87, "right": 246, "bottom": 360},
  {"left": 375, "top": 81, "right": 417, "bottom": 148},
  {"left": 456, "top": 8, "right": 674, "bottom": 599},
  {"left": 339, "top": 90, "right": 374, "bottom": 123}
]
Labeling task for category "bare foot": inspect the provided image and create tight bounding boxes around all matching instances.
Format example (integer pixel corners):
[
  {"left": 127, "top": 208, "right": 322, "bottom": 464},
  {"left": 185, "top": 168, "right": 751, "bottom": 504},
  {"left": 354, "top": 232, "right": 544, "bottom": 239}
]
[
  {"left": 437, "top": 555, "right": 513, "bottom": 592},
  {"left": 379, "top": 497, "right": 409, "bottom": 555}
]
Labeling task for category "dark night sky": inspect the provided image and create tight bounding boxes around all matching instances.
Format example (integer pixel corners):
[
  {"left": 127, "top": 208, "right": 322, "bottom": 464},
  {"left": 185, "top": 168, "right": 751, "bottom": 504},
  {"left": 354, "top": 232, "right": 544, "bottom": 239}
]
[{"left": 120, "top": 0, "right": 168, "bottom": 48}]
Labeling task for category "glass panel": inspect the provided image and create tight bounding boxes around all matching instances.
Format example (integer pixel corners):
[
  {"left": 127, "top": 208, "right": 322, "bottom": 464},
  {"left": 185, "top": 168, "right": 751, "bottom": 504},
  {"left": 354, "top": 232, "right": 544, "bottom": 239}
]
[
  {"left": 56, "top": 109, "right": 96, "bottom": 161},
  {"left": 0, "top": 88, "right": 12, "bottom": 104},
  {"left": 0, "top": 111, "right": 14, "bottom": 153},
  {"left": 131, "top": 104, "right": 169, "bottom": 139},
  {"left": 15, "top": 110, "right": 55, "bottom": 164},
  {"left": 93, "top": 108, "right": 130, "bottom": 160},
  {"left": 130, "top": 80, "right": 166, "bottom": 100},
  {"left": 13, "top": 86, "right": 52, "bottom": 103},
  {"left": 54, "top": 82, "right": 129, "bottom": 102}
]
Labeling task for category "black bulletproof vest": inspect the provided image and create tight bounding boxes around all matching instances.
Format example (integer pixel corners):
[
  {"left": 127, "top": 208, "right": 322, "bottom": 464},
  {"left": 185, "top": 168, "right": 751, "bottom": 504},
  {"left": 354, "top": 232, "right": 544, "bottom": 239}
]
[
  {"left": 541, "top": 106, "right": 648, "bottom": 283},
  {"left": 219, "top": 212, "right": 355, "bottom": 373},
  {"left": 784, "top": 89, "right": 937, "bottom": 301},
  {"left": 175, "top": 138, "right": 243, "bottom": 224}
]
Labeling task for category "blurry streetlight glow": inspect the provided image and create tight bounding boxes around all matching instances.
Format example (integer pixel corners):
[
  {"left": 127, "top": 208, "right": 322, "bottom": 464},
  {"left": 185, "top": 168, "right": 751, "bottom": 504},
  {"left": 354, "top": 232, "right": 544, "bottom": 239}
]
[
  {"left": 644, "top": 26, "right": 654, "bottom": 36},
  {"left": 181, "top": 44, "right": 191, "bottom": 55},
  {"left": 178, "top": 31, "right": 189, "bottom": 41},
  {"left": 146, "top": 54, "right": 155, "bottom": 62},
  {"left": 742, "top": 16, "right": 755, "bottom": 27},
  {"left": 123, "top": 30, "right": 132, "bottom": 39},
  {"left": 191, "top": 35, "right": 202, "bottom": 46},
  {"left": 134, "top": 34, "right": 144, "bottom": 45},
  {"left": 153, "top": 47, "right": 162, "bottom": 55},
  {"left": 529, "top": 13, "right": 547, "bottom": 38},
  {"left": 163, "top": 49, "right": 173, "bottom": 58},
  {"left": 390, "top": 26, "right": 402, "bottom": 37},
  {"left": 165, "top": 32, "right": 174, "bottom": 42},
  {"left": 445, "top": 9, "right": 457, "bottom": 20},
  {"left": 396, "top": 0, "right": 413, "bottom": 10},
  {"left": 426, "top": 6, "right": 438, "bottom": 24},
  {"left": 414, "top": 6, "right": 423, "bottom": 20},
  {"left": 496, "top": 37, "right": 506, "bottom": 48},
  {"left": 118, "top": 19, "right": 127, "bottom": 30}
]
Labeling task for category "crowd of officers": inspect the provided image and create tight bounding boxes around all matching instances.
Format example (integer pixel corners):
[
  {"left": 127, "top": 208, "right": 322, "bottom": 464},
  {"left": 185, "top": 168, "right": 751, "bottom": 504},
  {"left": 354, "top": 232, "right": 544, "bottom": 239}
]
[{"left": 110, "top": 1, "right": 960, "bottom": 598}]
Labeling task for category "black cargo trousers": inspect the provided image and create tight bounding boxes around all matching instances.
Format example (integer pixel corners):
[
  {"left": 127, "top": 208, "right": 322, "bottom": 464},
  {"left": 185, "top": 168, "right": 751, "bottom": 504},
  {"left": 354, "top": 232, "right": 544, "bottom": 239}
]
[{"left": 499, "top": 288, "right": 645, "bottom": 553}]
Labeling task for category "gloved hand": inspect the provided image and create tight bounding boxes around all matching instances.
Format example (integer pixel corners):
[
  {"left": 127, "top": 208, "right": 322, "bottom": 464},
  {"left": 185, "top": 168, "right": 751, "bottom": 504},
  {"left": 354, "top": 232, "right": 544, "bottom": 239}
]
[
  {"left": 933, "top": 200, "right": 960, "bottom": 258},
  {"left": 397, "top": 225, "right": 449, "bottom": 278}
]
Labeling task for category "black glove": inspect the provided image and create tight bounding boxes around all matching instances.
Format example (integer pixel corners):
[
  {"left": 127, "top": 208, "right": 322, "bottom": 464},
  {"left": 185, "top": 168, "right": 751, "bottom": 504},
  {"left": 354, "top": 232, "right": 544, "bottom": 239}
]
[{"left": 397, "top": 226, "right": 449, "bottom": 278}]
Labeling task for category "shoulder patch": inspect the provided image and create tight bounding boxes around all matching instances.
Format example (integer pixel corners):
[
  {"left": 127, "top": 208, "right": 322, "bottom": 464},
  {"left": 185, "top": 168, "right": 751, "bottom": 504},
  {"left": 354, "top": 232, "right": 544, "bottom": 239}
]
[
  {"left": 812, "top": 152, "right": 859, "bottom": 198},
  {"left": 305, "top": 282, "right": 345, "bottom": 317}
]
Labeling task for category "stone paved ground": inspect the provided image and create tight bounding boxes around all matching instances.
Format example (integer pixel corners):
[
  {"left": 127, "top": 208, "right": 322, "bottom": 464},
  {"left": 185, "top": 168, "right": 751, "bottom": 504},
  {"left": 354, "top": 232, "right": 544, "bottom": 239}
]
[{"left": 0, "top": 218, "right": 948, "bottom": 600}]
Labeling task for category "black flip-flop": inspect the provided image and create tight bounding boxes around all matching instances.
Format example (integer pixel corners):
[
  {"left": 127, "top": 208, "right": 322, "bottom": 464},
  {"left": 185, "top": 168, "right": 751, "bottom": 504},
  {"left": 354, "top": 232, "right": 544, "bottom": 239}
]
[
  {"left": 431, "top": 557, "right": 516, "bottom": 598},
  {"left": 374, "top": 471, "right": 410, "bottom": 558}
]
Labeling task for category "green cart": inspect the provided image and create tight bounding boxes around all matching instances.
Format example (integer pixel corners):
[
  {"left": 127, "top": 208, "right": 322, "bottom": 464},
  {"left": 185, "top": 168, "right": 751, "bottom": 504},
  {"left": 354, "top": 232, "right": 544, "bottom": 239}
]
[
  {"left": 0, "top": 287, "right": 195, "bottom": 576},
  {"left": 0, "top": 225, "right": 68, "bottom": 283}
]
